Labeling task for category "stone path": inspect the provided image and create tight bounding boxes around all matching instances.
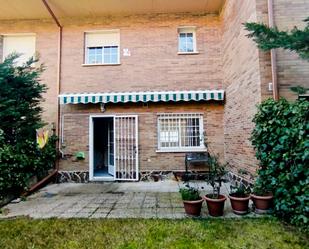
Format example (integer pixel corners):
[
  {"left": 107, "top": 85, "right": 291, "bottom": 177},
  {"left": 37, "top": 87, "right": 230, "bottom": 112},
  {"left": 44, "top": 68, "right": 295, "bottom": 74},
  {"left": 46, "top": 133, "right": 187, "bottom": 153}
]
[{"left": 0, "top": 181, "right": 259, "bottom": 219}]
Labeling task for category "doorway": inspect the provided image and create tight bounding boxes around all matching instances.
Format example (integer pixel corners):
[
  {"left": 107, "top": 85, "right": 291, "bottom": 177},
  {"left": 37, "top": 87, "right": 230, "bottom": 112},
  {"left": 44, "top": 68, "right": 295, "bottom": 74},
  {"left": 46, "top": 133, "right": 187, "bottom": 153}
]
[
  {"left": 92, "top": 117, "right": 114, "bottom": 179},
  {"left": 89, "top": 115, "right": 139, "bottom": 181}
]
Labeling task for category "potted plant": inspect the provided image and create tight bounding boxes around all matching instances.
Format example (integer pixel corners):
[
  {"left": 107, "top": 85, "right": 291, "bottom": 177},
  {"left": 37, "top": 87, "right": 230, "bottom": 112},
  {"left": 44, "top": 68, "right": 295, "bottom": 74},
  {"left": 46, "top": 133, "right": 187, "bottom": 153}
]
[
  {"left": 179, "top": 185, "right": 203, "bottom": 216},
  {"left": 229, "top": 183, "right": 251, "bottom": 215},
  {"left": 203, "top": 155, "right": 227, "bottom": 217},
  {"left": 250, "top": 181, "right": 273, "bottom": 214}
]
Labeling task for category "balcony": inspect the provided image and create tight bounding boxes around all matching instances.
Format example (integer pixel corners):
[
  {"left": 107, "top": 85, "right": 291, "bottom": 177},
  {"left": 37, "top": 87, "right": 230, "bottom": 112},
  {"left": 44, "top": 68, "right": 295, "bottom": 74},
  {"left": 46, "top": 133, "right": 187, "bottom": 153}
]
[{"left": 0, "top": 0, "right": 225, "bottom": 20}]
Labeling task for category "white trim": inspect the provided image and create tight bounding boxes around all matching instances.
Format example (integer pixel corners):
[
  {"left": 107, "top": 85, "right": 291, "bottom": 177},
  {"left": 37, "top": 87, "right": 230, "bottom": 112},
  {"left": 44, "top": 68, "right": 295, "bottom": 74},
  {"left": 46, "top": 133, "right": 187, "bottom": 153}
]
[
  {"left": 82, "top": 63, "right": 121, "bottom": 67},
  {"left": 135, "top": 115, "right": 139, "bottom": 181},
  {"left": 177, "top": 52, "right": 199, "bottom": 55},
  {"left": 84, "top": 29, "right": 120, "bottom": 65},
  {"left": 177, "top": 26, "right": 197, "bottom": 53},
  {"left": 156, "top": 147, "right": 207, "bottom": 153},
  {"left": 157, "top": 113, "right": 204, "bottom": 152},
  {"left": 89, "top": 115, "right": 115, "bottom": 182},
  {"left": 89, "top": 116, "right": 94, "bottom": 181}
]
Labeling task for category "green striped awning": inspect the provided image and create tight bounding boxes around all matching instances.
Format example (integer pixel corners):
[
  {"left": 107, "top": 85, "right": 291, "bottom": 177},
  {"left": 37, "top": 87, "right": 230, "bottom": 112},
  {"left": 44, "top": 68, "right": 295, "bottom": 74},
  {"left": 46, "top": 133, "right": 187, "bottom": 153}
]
[{"left": 59, "top": 90, "right": 224, "bottom": 104}]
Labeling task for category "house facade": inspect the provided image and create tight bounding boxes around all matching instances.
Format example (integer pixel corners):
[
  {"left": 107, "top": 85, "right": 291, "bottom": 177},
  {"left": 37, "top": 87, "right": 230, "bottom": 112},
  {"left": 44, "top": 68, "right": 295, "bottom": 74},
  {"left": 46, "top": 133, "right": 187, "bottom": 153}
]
[{"left": 0, "top": 0, "right": 308, "bottom": 182}]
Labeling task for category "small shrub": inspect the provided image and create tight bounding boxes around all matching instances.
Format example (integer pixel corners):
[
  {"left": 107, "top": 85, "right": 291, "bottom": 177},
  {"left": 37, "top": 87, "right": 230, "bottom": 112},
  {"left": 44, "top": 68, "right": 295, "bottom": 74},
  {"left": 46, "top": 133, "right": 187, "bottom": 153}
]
[
  {"left": 205, "top": 154, "right": 227, "bottom": 199},
  {"left": 251, "top": 98, "right": 309, "bottom": 228},
  {"left": 0, "top": 55, "right": 57, "bottom": 199},
  {"left": 230, "top": 183, "right": 251, "bottom": 198},
  {"left": 179, "top": 186, "right": 201, "bottom": 201}
]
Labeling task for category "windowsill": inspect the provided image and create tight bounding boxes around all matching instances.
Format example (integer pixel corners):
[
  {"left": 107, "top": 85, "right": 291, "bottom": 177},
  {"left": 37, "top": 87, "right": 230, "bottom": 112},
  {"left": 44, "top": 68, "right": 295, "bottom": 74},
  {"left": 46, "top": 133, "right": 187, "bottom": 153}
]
[
  {"left": 177, "top": 51, "right": 199, "bottom": 55},
  {"left": 156, "top": 147, "right": 207, "bottom": 153},
  {"left": 82, "top": 63, "right": 121, "bottom": 67}
]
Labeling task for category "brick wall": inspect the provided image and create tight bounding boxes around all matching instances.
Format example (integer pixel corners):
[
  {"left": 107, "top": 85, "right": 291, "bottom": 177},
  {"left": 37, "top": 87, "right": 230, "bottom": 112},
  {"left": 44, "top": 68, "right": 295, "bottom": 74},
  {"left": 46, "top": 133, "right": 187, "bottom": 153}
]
[
  {"left": 59, "top": 102, "right": 224, "bottom": 172},
  {"left": 272, "top": 0, "right": 309, "bottom": 100},
  {"left": 221, "top": 0, "right": 261, "bottom": 178},
  {"left": 0, "top": 20, "right": 58, "bottom": 125},
  {"left": 60, "top": 13, "right": 223, "bottom": 93}
]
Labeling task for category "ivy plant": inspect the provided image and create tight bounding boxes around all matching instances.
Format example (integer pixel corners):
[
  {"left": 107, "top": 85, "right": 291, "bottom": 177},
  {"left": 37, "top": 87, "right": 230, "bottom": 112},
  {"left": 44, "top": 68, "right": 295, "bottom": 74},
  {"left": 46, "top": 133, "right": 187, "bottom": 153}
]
[{"left": 251, "top": 98, "right": 309, "bottom": 228}]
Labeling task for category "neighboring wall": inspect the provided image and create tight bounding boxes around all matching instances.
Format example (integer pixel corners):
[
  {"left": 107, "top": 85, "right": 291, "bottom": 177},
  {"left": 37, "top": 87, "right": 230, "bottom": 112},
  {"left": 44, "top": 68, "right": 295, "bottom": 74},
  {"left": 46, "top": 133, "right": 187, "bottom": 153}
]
[
  {"left": 60, "top": 13, "right": 223, "bottom": 93},
  {"left": 221, "top": 0, "right": 262, "bottom": 179},
  {"left": 272, "top": 0, "right": 309, "bottom": 100},
  {"left": 0, "top": 20, "right": 58, "bottom": 125}
]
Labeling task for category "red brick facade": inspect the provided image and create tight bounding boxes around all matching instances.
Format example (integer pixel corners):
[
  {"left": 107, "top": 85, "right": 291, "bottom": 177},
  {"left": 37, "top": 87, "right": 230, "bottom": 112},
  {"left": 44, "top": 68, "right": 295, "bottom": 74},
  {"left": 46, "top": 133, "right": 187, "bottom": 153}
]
[{"left": 0, "top": 0, "right": 308, "bottom": 179}]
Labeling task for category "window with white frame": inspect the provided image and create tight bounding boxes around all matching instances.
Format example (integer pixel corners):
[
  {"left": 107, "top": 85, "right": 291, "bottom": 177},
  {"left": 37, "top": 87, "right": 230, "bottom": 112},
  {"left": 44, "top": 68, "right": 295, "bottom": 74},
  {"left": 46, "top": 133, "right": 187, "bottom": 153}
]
[
  {"left": 178, "top": 27, "right": 197, "bottom": 53},
  {"left": 2, "top": 34, "right": 36, "bottom": 65},
  {"left": 85, "top": 30, "right": 120, "bottom": 65},
  {"left": 157, "top": 113, "right": 204, "bottom": 151}
]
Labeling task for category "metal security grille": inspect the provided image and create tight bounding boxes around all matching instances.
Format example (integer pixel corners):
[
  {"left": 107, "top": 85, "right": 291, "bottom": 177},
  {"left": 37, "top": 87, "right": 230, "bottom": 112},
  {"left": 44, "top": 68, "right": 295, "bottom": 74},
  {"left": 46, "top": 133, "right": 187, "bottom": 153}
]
[
  {"left": 114, "top": 115, "right": 138, "bottom": 181},
  {"left": 157, "top": 113, "right": 204, "bottom": 151}
]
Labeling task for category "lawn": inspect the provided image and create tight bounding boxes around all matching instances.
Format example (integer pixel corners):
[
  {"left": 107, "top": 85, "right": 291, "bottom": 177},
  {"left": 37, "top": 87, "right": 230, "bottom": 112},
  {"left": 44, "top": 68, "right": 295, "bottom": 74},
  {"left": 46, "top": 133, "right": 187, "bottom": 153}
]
[{"left": 0, "top": 218, "right": 307, "bottom": 249}]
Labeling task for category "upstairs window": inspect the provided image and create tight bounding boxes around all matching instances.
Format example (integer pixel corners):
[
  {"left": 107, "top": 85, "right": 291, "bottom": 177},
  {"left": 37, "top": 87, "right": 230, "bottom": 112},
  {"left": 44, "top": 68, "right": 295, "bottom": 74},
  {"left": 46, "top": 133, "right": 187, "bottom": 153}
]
[
  {"left": 157, "top": 113, "right": 205, "bottom": 152},
  {"left": 178, "top": 27, "right": 197, "bottom": 53},
  {"left": 85, "top": 30, "right": 120, "bottom": 65},
  {"left": 2, "top": 34, "right": 36, "bottom": 65}
]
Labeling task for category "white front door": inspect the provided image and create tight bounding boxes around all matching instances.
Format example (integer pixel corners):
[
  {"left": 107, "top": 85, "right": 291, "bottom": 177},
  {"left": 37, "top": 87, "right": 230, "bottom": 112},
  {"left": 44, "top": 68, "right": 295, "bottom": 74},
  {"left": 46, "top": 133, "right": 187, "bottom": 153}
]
[
  {"left": 107, "top": 121, "right": 114, "bottom": 175},
  {"left": 114, "top": 115, "right": 139, "bottom": 181}
]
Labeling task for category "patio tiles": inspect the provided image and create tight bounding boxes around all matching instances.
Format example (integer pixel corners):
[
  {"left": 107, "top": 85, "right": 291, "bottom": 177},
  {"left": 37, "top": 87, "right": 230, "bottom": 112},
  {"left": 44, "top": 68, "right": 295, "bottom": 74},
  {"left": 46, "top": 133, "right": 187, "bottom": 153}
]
[{"left": 0, "top": 181, "right": 260, "bottom": 219}]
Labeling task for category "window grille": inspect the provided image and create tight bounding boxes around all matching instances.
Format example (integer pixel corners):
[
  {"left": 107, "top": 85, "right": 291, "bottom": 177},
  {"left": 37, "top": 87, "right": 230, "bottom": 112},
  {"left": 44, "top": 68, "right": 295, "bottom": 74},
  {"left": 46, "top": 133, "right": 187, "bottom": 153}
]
[{"left": 157, "top": 113, "right": 204, "bottom": 151}]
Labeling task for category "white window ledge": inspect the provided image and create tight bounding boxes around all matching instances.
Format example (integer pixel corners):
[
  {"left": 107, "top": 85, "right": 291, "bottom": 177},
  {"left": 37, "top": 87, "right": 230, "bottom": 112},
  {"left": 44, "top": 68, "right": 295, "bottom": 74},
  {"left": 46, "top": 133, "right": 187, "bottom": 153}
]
[
  {"left": 82, "top": 63, "right": 121, "bottom": 67},
  {"left": 156, "top": 147, "right": 207, "bottom": 153},
  {"left": 177, "top": 51, "right": 199, "bottom": 55}
]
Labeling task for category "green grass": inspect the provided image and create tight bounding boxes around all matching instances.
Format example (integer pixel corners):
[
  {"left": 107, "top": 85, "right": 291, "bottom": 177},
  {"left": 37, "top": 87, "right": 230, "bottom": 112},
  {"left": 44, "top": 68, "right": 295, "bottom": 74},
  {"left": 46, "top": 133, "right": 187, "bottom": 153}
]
[{"left": 0, "top": 218, "right": 307, "bottom": 249}]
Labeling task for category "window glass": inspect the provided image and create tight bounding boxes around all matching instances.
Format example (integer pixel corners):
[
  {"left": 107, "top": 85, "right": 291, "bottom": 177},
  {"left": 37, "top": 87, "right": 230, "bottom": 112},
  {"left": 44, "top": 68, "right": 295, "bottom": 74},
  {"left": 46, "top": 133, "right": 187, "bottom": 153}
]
[
  {"left": 178, "top": 28, "right": 196, "bottom": 53},
  {"left": 158, "top": 114, "right": 204, "bottom": 150},
  {"left": 85, "top": 31, "right": 119, "bottom": 64}
]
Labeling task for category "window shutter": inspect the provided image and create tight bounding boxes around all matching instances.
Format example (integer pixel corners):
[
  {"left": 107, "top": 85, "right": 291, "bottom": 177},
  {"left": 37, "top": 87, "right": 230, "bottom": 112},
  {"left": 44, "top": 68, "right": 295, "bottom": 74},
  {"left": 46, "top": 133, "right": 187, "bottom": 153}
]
[
  {"left": 85, "top": 31, "right": 120, "bottom": 47},
  {"left": 3, "top": 34, "right": 36, "bottom": 65}
]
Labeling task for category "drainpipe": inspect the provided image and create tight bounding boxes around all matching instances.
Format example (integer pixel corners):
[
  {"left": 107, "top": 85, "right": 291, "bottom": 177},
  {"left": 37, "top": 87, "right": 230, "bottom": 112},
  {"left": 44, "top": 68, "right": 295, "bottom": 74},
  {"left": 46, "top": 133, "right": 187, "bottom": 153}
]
[
  {"left": 26, "top": 1, "right": 63, "bottom": 194},
  {"left": 41, "top": 0, "right": 62, "bottom": 171},
  {"left": 268, "top": 0, "right": 279, "bottom": 100}
]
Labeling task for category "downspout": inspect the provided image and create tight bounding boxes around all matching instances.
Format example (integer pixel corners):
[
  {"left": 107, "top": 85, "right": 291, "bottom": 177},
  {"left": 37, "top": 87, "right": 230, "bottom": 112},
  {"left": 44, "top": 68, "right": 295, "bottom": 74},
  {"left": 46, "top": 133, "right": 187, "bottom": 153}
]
[
  {"left": 268, "top": 0, "right": 279, "bottom": 100},
  {"left": 26, "top": 0, "right": 63, "bottom": 194},
  {"left": 41, "top": 0, "right": 62, "bottom": 171}
]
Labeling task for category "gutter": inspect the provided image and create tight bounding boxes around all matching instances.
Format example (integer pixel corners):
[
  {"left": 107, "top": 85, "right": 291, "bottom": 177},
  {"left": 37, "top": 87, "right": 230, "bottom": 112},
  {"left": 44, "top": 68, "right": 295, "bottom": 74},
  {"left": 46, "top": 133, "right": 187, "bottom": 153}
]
[
  {"left": 26, "top": 0, "right": 63, "bottom": 194},
  {"left": 267, "top": 0, "right": 279, "bottom": 100}
]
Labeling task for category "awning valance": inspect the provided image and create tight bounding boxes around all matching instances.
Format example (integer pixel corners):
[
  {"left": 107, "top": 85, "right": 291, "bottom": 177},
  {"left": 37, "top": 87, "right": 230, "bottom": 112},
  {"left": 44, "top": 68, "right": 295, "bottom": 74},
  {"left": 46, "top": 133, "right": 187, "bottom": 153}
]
[{"left": 59, "top": 90, "right": 224, "bottom": 104}]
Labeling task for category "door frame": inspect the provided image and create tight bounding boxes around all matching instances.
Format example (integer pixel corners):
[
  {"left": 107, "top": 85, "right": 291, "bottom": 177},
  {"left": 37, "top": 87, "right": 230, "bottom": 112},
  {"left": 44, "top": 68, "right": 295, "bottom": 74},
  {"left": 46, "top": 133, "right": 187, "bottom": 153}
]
[
  {"left": 89, "top": 114, "right": 139, "bottom": 181},
  {"left": 89, "top": 115, "right": 115, "bottom": 181}
]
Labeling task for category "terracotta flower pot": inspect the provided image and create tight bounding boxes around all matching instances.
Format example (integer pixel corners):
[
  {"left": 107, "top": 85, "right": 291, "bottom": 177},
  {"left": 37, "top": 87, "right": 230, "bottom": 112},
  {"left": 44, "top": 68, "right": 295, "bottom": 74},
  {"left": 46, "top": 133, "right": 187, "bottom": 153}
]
[
  {"left": 183, "top": 198, "right": 204, "bottom": 216},
  {"left": 229, "top": 194, "right": 250, "bottom": 215},
  {"left": 250, "top": 193, "right": 273, "bottom": 214},
  {"left": 203, "top": 194, "right": 226, "bottom": 217}
]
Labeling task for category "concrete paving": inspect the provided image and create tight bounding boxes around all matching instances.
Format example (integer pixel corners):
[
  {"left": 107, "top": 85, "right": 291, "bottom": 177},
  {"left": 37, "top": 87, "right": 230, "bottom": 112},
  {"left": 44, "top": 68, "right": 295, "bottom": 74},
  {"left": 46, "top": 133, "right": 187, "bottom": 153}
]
[{"left": 0, "top": 181, "right": 259, "bottom": 219}]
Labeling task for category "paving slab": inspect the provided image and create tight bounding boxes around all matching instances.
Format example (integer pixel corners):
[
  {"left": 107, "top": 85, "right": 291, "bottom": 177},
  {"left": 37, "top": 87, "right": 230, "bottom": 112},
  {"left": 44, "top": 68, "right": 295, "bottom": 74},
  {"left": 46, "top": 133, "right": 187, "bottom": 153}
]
[{"left": 0, "top": 180, "right": 262, "bottom": 219}]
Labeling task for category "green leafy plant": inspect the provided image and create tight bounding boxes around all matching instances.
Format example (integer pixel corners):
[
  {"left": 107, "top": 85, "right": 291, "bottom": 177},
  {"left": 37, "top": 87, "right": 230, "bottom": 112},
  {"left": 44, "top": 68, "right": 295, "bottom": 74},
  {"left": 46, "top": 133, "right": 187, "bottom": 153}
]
[
  {"left": 205, "top": 154, "right": 227, "bottom": 199},
  {"left": 230, "top": 182, "right": 251, "bottom": 198},
  {"left": 179, "top": 185, "right": 201, "bottom": 201},
  {"left": 251, "top": 98, "right": 309, "bottom": 228},
  {"left": 244, "top": 17, "right": 309, "bottom": 60},
  {"left": 0, "top": 55, "right": 57, "bottom": 199}
]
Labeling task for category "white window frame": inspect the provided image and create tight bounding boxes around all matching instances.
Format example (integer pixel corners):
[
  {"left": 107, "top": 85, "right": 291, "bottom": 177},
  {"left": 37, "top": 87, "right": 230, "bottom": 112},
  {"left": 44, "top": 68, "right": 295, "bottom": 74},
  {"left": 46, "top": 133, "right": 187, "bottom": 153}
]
[
  {"left": 157, "top": 113, "right": 206, "bottom": 153},
  {"left": 177, "top": 27, "right": 198, "bottom": 54},
  {"left": 83, "top": 30, "right": 120, "bottom": 66}
]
